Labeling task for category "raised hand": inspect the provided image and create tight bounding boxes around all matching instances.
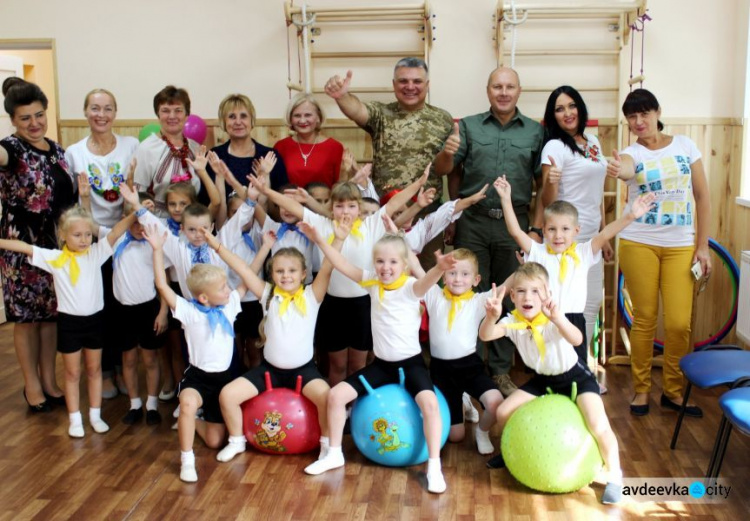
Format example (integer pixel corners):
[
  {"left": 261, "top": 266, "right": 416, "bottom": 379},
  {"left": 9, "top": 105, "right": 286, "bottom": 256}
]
[
  {"left": 208, "top": 151, "right": 227, "bottom": 178},
  {"left": 417, "top": 187, "right": 437, "bottom": 208},
  {"left": 417, "top": 162, "right": 431, "bottom": 186},
  {"left": 126, "top": 157, "right": 137, "bottom": 188},
  {"left": 198, "top": 226, "right": 220, "bottom": 250},
  {"left": 296, "top": 221, "right": 321, "bottom": 243},
  {"left": 255, "top": 151, "right": 277, "bottom": 178},
  {"left": 465, "top": 184, "right": 488, "bottom": 205},
  {"left": 493, "top": 175, "right": 512, "bottom": 200},
  {"left": 142, "top": 199, "right": 155, "bottom": 212},
  {"left": 77, "top": 172, "right": 91, "bottom": 199},
  {"left": 443, "top": 122, "right": 461, "bottom": 156},
  {"left": 142, "top": 223, "right": 167, "bottom": 250},
  {"left": 606, "top": 150, "right": 622, "bottom": 179},
  {"left": 247, "top": 173, "right": 268, "bottom": 194},
  {"left": 484, "top": 283, "right": 506, "bottom": 319},
  {"left": 350, "top": 163, "right": 372, "bottom": 188},
  {"left": 119, "top": 182, "right": 140, "bottom": 207},
  {"left": 341, "top": 148, "right": 358, "bottom": 177},
  {"left": 630, "top": 192, "right": 656, "bottom": 219},
  {"left": 283, "top": 187, "right": 309, "bottom": 205},
  {"left": 541, "top": 295, "right": 559, "bottom": 321},
  {"left": 333, "top": 214, "right": 352, "bottom": 240},
  {"left": 261, "top": 230, "right": 277, "bottom": 248},
  {"left": 434, "top": 250, "right": 457, "bottom": 272},
  {"left": 547, "top": 156, "right": 561, "bottom": 185},
  {"left": 186, "top": 145, "right": 209, "bottom": 171},
  {"left": 381, "top": 213, "right": 399, "bottom": 234},
  {"left": 324, "top": 70, "right": 353, "bottom": 100}
]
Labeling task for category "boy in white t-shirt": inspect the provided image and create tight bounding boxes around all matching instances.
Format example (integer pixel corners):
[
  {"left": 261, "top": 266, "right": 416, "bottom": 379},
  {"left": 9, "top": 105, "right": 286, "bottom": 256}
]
[
  {"left": 143, "top": 224, "right": 244, "bottom": 483},
  {"left": 493, "top": 175, "right": 654, "bottom": 365},
  {"left": 422, "top": 248, "right": 503, "bottom": 455}
]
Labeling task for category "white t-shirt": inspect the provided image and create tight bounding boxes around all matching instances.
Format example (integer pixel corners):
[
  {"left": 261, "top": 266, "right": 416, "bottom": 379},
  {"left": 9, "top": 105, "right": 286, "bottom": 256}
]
[
  {"left": 173, "top": 291, "right": 241, "bottom": 373},
  {"left": 500, "top": 315, "right": 578, "bottom": 375},
  {"left": 304, "top": 207, "right": 387, "bottom": 298},
  {"left": 259, "top": 284, "right": 321, "bottom": 369},
  {"left": 101, "top": 225, "right": 157, "bottom": 306},
  {"left": 526, "top": 240, "right": 600, "bottom": 313},
  {"left": 29, "top": 240, "right": 113, "bottom": 316},
  {"left": 133, "top": 134, "right": 202, "bottom": 218},
  {"left": 423, "top": 286, "right": 489, "bottom": 360},
  {"left": 137, "top": 202, "right": 253, "bottom": 300},
  {"left": 620, "top": 135, "right": 702, "bottom": 247},
  {"left": 262, "top": 219, "right": 315, "bottom": 284},
  {"left": 227, "top": 222, "right": 262, "bottom": 303},
  {"left": 361, "top": 270, "right": 422, "bottom": 361},
  {"left": 405, "top": 200, "right": 462, "bottom": 254},
  {"left": 540, "top": 135, "right": 607, "bottom": 241}
]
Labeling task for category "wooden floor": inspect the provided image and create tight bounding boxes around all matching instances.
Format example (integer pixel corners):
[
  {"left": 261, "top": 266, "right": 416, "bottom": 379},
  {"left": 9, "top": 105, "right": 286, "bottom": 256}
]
[{"left": 0, "top": 322, "right": 748, "bottom": 521}]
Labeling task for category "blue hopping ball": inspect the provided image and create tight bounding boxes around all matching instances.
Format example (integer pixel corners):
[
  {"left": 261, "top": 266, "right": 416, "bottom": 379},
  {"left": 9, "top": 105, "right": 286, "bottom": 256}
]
[{"left": 350, "top": 367, "right": 450, "bottom": 467}]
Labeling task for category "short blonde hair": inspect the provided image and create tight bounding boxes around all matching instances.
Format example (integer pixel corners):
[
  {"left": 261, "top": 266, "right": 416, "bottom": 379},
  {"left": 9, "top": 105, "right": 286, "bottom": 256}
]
[
  {"left": 544, "top": 200, "right": 579, "bottom": 226},
  {"left": 218, "top": 93, "right": 256, "bottom": 132},
  {"left": 451, "top": 248, "right": 479, "bottom": 274},
  {"left": 330, "top": 181, "right": 363, "bottom": 207},
  {"left": 57, "top": 206, "right": 95, "bottom": 248},
  {"left": 513, "top": 262, "right": 549, "bottom": 286},
  {"left": 165, "top": 182, "right": 198, "bottom": 204},
  {"left": 284, "top": 93, "right": 325, "bottom": 131},
  {"left": 84, "top": 88, "right": 117, "bottom": 111},
  {"left": 373, "top": 233, "right": 410, "bottom": 267},
  {"left": 187, "top": 264, "right": 226, "bottom": 297}
]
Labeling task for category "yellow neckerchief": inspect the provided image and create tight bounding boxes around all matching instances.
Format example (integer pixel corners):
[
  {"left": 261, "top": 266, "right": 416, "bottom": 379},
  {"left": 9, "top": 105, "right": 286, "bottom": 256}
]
[
  {"left": 327, "top": 218, "right": 364, "bottom": 244},
  {"left": 48, "top": 245, "right": 89, "bottom": 286},
  {"left": 506, "top": 309, "right": 550, "bottom": 361},
  {"left": 359, "top": 272, "right": 408, "bottom": 302},
  {"left": 273, "top": 285, "right": 307, "bottom": 317},
  {"left": 546, "top": 242, "right": 580, "bottom": 282},
  {"left": 442, "top": 286, "right": 474, "bottom": 331}
]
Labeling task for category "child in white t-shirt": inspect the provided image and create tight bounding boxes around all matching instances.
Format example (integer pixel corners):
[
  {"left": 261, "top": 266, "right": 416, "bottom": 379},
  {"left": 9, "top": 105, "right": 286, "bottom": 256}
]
[
  {"left": 142, "top": 225, "right": 243, "bottom": 483},
  {"left": 479, "top": 262, "right": 622, "bottom": 504},
  {"left": 0, "top": 205, "right": 135, "bottom": 438},
  {"left": 302, "top": 223, "right": 457, "bottom": 495}
]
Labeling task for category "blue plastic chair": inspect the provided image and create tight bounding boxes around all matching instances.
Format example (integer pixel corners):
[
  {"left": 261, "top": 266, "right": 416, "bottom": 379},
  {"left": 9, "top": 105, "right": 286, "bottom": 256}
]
[
  {"left": 705, "top": 376, "right": 750, "bottom": 478},
  {"left": 670, "top": 345, "right": 750, "bottom": 449}
]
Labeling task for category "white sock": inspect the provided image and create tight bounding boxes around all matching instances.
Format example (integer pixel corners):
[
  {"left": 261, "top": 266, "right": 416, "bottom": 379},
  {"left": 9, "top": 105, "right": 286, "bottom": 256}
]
[
  {"left": 89, "top": 408, "right": 102, "bottom": 423},
  {"left": 228, "top": 435, "right": 246, "bottom": 445},
  {"left": 319, "top": 436, "right": 330, "bottom": 460},
  {"left": 216, "top": 436, "right": 247, "bottom": 462},
  {"left": 146, "top": 395, "right": 159, "bottom": 411},
  {"left": 426, "top": 458, "right": 446, "bottom": 494},
  {"left": 304, "top": 446, "right": 344, "bottom": 475},
  {"left": 427, "top": 457, "right": 442, "bottom": 475},
  {"left": 181, "top": 450, "right": 195, "bottom": 465},
  {"left": 69, "top": 411, "right": 83, "bottom": 426},
  {"left": 475, "top": 426, "right": 495, "bottom": 455},
  {"left": 607, "top": 468, "right": 623, "bottom": 485},
  {"left": 130, "top": 397, "right": 143, "bottom": 410}
]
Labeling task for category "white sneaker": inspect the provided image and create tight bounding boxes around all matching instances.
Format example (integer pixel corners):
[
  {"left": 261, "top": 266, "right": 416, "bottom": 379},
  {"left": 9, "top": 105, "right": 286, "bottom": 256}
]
[
  {"left": 304, "top": 451, "right": 345, "bottom": 475},
  {"left": 180, "top": 462, "right": 198, "bottom": 483},
  {"left": 427, "top": 470, "right": 447, "bottom": 493},
  {"left": 91, "top": 419, "right": 110, "bottom": 434},
  {"left": 68, "top": 423, "right": 85, "bottom": 438},
  {"left": 474, "top": 425, "right": 494, "bottom": 455},
  {"left": 172, "top": 405, "right": 181, "bottom": 418},
  {"left": 216, "top": 442, "right": 246, "bottom": 462},
  {"left": 463, "top": 393, "right": 479, "bottom": 423}
]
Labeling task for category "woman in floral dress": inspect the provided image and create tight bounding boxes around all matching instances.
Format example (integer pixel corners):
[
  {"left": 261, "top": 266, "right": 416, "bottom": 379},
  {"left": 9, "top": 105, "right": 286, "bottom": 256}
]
[{"left": 0, "top": 78, "right": 76, "bottom": 411}]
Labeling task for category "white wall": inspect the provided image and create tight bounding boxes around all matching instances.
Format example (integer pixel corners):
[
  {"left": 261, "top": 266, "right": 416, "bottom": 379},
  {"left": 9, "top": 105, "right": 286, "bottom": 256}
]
[{"left": 0, "top": 0, "right": 746, "bottom": 121}]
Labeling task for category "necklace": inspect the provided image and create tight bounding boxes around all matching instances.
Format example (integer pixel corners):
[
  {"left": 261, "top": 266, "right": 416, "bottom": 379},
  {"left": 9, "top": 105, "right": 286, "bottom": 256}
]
[
  {"left": 88, "top": 135, "right": 116, "bottom": 156},
  {"left": 228, "top": 139, "right": 255, "bottom": 158},
  {"left": 296, "top": 135, "right": 318, "bottom": 167},
  {"left": 161, "top": 133, "right": 192, "bottom": 182}
]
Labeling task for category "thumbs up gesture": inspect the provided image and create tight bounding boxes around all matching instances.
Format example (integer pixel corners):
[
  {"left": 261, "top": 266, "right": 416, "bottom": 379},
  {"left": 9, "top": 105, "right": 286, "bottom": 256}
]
[
  {"left": 325, "top": 70, "right": 353, "bottom": 100},
  {"left": 442, "top": 122, "right": 461, "bottom": 156},
  {"left": 606, "top": 150, "right": 622, "bottom": 179},
  {"left": 547, "top": 156, "right": 562, "bottom": 185}
]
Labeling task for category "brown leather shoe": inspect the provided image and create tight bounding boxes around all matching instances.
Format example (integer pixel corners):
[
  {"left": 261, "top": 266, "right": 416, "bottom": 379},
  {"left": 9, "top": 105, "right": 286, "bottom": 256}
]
[{"left": 492, "top": 374, "right": 518, "bottom": 397}]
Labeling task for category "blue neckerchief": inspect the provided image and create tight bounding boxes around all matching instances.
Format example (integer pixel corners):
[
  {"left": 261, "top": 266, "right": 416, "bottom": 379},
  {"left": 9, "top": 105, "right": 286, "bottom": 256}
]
[
  {"left": 190, "top": 299, "right": 235, "bottom": 338},
  {"left": 277, "top": 222, "right": 309, "bottom": 246},
  {"left": 166, "top": 217, "right": 181, "bottom": 237},
  {"left": 242, "top": 231, "right": 257, "bottom": 253},
  {"left": 188, "top": 243, "right": 210, "bottom": 264},
  {"left": 113, "top": 231, "right": 146, "bottom": 266}
]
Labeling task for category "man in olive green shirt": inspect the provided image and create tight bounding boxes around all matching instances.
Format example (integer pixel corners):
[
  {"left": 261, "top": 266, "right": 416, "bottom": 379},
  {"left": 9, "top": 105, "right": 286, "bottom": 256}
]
[
  {"left": 324, "top": 57, "right": 453, "bottom": 197},
  {"left": 434, "top": 67, "right": 544, "bottom": 397}
]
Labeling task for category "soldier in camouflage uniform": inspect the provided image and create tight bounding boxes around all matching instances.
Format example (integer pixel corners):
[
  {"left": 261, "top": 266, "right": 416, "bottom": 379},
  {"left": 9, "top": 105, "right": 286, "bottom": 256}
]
[{"left": 325, "top": 59, "right": 453, "bottom": 268}]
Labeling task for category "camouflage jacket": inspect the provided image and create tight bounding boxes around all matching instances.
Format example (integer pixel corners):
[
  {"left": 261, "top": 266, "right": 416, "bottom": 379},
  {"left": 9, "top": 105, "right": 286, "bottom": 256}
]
[{"left": 363, "top": 101, "right": 453, "bottom": 196}]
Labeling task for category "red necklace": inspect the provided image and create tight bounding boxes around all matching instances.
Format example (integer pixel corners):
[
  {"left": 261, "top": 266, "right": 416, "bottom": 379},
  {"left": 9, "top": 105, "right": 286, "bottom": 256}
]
[{"left": 161, "top": 133, "right": 191, "bottom": 173}]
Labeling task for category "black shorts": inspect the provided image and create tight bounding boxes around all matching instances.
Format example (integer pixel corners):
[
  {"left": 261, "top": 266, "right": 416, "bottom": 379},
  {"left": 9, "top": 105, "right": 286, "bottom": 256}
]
[
  {"left": 178, "top": 365, "right": 233, "bottom": 423},
  {"left": 346, "top": 354, "right": 434, "bottom": 398},
  {"left": 315, "top": 294, "right": 372, "bottom": 352},
  {"left": 519, "top": 360, "right": 600, "bottom": 398},
  {"left": 114, "top": 298, "right": 165, "bottom": 351},
  {"left": 242, "top": 358, "right": 324, "bottom": 392},
  {"left": 234, "top": 301, "right": 263, "bottom": 338},
  {"left": 57, "top": 311, "right": 105, "bottom": 353},
  {"left": 430, "top": 353, "right": 497, "bottom": 426},
  {"left": 168, "top": 281, "right": 183, "bottom": 331},
  {"left": 565, "top": 312, "right": 587, "bottom": 365}
]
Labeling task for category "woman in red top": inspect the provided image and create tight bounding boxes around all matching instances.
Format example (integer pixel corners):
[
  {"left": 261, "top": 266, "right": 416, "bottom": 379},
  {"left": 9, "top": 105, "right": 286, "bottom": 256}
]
[{"left": 274, "top": 93, "right": 344, "bottom": 189}]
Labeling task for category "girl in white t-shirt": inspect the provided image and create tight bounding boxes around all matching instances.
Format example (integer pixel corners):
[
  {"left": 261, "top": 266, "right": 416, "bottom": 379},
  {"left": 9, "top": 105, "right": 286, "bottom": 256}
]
[
  {"left": 0, "top": 204, "right": 135, "bottom": 438},
  {"left": 302, "top": 224, "right": 458, "bottom": 495},
  {"left": 207, "top": 223, "right": 347, "bottom": 464}
]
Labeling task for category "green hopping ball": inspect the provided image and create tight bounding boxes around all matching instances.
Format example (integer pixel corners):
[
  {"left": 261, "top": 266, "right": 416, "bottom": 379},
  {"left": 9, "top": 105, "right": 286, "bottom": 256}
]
[{"left": 501, "top": 384, "right": 603, "bottom": 493}]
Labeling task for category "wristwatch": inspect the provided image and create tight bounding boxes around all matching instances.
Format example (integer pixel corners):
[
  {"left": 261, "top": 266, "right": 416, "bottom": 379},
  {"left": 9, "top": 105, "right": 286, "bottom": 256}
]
[{"left": 529, "top": 226, "right": 543, "bottom": 236}]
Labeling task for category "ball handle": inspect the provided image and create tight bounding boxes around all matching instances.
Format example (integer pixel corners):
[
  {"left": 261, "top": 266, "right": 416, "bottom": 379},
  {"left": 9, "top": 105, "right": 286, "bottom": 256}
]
[{"left": 264, "top": 371, "right": 273, "bottom": 391}]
